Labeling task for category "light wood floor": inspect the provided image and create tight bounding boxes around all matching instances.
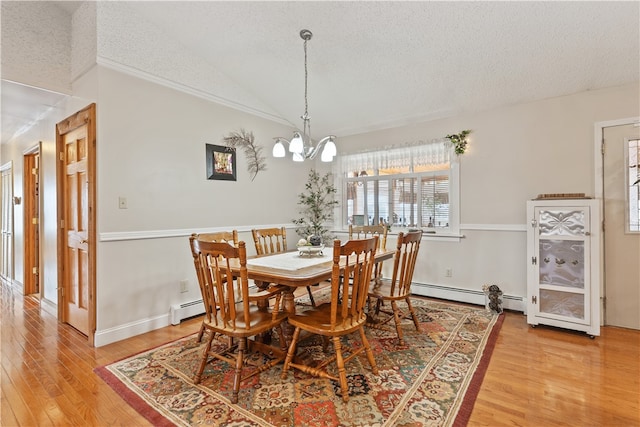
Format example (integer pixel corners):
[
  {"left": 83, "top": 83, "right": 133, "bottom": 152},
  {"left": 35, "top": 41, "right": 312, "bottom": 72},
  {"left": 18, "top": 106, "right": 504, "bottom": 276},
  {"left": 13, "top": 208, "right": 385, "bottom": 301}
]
[{"left": 1, "top": 279, "right": 638, "bottom": 426}]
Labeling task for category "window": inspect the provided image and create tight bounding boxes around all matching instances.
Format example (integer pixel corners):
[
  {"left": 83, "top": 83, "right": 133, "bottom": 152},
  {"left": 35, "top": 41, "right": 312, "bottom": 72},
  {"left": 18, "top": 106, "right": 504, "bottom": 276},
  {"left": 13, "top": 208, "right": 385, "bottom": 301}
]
[
  {"left": 338, "top": 140, "right": 459, "bottom": 233},
  {"left": 627, "top": 138, "right": 639, "bottom": 232}
]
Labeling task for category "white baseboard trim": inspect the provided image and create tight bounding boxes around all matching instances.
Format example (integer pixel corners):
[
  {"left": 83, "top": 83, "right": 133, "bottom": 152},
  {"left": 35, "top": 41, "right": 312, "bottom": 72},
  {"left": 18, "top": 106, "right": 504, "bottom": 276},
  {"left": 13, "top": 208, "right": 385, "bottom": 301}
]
[
  {"left": 88, "top": 282, "right": 525, "bottom": 346},
  {"left": 411, "top": 282, "right": 525, "bottom": 312},
  {"left": 94, "top": 313, "right": 171, "bottom": 347}
]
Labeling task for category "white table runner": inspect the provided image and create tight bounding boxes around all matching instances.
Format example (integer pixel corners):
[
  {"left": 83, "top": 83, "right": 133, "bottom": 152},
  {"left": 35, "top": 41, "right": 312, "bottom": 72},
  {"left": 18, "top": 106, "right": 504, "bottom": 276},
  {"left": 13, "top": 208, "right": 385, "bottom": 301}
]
[{"left": 247, "top": 248, "right": 334, "bottom": 271}]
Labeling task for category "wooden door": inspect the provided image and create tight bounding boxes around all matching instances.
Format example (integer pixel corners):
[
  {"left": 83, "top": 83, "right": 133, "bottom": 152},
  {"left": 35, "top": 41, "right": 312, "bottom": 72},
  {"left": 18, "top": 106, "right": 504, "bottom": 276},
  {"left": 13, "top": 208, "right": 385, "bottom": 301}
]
[
  {"left": 23, "top": 147, "right": 41, "bottom": 296},
  {"left": 0, "top": 162, "right": 14, "bottom": 282},
  {"left": 56, "top": 104, "right": 96, "bottom": 343},
  {"left": 603, "top": 123, "right": 640, "bottom": 329}
]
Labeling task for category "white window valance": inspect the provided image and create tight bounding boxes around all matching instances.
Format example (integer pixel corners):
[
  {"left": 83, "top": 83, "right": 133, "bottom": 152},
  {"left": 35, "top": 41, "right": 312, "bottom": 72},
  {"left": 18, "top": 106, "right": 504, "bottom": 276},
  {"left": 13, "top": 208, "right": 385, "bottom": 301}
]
[{"left": 339, "top": 139, "right": 451, "bottom": 173}]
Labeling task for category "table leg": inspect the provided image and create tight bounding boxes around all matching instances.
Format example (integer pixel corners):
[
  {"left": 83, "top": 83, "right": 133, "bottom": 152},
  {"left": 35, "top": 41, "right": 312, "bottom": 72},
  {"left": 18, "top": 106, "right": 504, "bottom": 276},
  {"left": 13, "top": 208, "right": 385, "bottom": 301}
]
[
  {"left": 281, "top": 288, "right": 296, "bottom": 343},
  {"left": 254, "top": 280, "right": 274, "bottom": 344},
  {"left": 254, "top": 280, "right": 270, "bottom": 310}
]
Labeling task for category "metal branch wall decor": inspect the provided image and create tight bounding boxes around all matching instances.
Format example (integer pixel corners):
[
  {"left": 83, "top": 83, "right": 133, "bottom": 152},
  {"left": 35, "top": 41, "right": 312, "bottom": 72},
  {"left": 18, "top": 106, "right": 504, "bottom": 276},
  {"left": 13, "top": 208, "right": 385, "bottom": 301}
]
[
  {"left": 223, "top": 129, "right": 267, "bottom": 181},
  {"left": 446, "top": 130, "right": 472, "bottom": 155}
]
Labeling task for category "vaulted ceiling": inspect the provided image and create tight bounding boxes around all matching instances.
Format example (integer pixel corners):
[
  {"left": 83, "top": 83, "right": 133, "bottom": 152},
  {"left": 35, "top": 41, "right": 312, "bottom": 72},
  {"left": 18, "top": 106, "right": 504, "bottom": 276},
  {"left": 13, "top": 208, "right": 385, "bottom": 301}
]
[{"left": 2, "top": 1, "right": 639, "bottom": 145}]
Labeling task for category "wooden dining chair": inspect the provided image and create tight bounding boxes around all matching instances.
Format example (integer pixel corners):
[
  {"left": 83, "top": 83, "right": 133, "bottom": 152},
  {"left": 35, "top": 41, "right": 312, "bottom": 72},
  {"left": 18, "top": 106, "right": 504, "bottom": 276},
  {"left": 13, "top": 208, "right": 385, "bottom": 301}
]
[
  {"left": 349, "top": 224, "right": 388, "bottom": 278},
  {"left": 367, "top": 230, "right": 423, "bottom": 346},
  {"left": 251, "top": 227, "right": 317, "bottom": 306},
  {"left": 191, "top": 231, "right": 238, "bottom": 342},
  {"left": 281, "top": 236, "right": 380, "bottom": 403},
  {"left": 192, "top": 231, "right": 282, "bottom": 339},
  {"left": 189, "top": 237, "right": 288, "bottom": 404}
]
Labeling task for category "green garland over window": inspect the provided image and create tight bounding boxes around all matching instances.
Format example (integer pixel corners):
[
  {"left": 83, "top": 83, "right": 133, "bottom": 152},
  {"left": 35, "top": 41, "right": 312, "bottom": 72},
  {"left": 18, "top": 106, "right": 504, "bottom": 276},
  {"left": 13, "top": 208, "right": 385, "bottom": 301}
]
[{"left": 446, "top": 130, "right": 472, "bottom": 155}]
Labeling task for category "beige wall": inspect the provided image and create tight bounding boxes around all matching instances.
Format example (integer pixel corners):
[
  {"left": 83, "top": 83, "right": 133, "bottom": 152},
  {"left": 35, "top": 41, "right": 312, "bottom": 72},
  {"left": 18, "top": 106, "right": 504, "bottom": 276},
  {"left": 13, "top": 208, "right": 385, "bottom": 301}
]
[
  {"left": 93, "top": 66, "right": 306, "bottom": 344},
  {"left": 338, "top": 82, "right": 639, "bottom": 307}
]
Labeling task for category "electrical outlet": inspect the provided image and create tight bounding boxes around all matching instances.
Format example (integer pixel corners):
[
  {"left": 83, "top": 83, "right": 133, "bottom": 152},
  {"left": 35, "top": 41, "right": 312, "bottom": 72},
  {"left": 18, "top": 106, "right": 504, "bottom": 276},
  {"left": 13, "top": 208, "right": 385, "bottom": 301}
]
[
  {"left": 445, "top": 268, "right": 452, "bottom": 277},
  {"left": 180, "top": 279, "right": 188, "bottom": 293}
]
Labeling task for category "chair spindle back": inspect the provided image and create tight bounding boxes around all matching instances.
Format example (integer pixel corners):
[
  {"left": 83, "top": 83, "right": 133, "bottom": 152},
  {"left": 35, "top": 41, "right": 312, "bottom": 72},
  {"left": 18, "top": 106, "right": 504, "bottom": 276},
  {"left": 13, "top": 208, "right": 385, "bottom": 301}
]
[
  {"left": 189, "top": 238, "right": 253, "bottom": 330},
  {"left": 388, "top": 230, "right": 423, "bottom": 298},
  {"left": 252, "top": 227, "right": 287, "bottom": 255},
  {"left": 330, "top": 236, "right": 378, "bottom": 330}
]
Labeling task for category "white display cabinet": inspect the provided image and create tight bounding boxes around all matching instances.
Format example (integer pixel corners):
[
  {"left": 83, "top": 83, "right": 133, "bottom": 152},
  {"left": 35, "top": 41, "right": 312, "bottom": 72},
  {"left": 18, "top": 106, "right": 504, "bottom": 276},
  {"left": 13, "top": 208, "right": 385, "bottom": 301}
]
[{"left": 526, "top": 199, "right": 601, "bottom": 337}]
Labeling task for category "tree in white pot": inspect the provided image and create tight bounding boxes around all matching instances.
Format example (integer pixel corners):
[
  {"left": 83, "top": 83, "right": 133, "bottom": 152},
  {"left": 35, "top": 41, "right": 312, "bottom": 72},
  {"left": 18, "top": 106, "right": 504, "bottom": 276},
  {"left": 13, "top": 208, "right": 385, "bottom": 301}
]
[{"left": 292, "top": 169, "right": 338, "bottom": 245}]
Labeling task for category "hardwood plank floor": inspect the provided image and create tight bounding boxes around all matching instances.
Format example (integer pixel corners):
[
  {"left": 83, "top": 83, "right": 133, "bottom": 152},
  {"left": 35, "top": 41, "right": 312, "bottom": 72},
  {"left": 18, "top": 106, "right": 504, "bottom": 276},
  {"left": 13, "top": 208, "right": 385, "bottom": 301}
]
[{"left": 1, "top": 279, "right": 638, "bottom": 426}]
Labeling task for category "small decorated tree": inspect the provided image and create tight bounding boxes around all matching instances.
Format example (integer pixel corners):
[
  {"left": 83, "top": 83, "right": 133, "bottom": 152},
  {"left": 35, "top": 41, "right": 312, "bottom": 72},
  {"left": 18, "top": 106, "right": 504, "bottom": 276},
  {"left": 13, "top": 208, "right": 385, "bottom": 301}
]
[{"left": 293, "top": 169, "right": 338, "bottom": 244}]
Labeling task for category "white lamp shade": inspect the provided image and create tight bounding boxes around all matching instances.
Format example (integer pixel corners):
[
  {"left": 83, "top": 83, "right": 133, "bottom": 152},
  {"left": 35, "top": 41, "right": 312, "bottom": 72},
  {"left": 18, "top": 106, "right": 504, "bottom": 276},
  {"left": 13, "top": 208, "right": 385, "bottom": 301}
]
[
  {"left": 293, "top": 152, "right": 305, "bottom": 162},
  {"left": 272, "top": 141, "right": 286, "bottom": 157},
  {"left": 320, "top": 147, "right": 334, "bottom": 162},
  {"left": 289, "top": 133, "right": 304, "bottom": 154},
  {"left": 324, "top": 139, "right": 337, "bottom": 156}
]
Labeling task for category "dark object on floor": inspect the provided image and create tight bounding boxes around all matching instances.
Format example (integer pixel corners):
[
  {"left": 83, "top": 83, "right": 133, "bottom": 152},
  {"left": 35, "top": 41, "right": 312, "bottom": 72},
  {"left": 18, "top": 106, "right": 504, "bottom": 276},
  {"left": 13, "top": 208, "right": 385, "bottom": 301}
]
[{"left": 487, "top": 285, "right": 503, "bottom": 314}]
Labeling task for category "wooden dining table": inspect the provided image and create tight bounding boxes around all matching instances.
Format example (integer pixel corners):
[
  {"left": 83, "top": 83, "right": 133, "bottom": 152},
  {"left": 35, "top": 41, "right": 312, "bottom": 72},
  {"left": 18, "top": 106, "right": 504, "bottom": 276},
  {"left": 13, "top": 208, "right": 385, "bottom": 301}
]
[{"left": 225, "top": 245, "right": 395, "bottom": 339}]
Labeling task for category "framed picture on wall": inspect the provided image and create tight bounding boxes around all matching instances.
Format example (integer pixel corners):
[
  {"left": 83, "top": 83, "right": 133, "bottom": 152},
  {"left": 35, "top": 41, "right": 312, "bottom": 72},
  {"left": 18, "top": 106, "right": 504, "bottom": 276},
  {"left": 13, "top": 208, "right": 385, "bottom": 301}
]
[{"left": 206, "top": 144, "right": 236, "bottom": 181}]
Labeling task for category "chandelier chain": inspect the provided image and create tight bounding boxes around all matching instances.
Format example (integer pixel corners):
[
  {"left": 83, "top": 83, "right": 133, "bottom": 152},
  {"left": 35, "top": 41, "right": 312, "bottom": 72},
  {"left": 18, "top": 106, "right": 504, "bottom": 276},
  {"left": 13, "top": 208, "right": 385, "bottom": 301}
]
[{"left": 303, "top": 37, "right": 309, "bottom": 118}]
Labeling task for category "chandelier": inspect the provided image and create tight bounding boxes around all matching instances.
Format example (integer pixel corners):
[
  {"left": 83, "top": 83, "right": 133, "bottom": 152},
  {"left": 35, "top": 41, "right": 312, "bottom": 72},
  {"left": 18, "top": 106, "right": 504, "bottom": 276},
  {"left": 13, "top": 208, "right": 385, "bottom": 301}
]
[{"left": 273, "top": 29, "right": 337, "bottom": 162}]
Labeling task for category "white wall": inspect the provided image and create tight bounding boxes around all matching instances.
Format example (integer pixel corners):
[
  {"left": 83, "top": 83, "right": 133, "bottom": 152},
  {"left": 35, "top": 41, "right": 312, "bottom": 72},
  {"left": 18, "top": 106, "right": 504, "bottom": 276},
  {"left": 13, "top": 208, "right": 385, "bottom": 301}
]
[
  {"left": 337, "top": 82, "right": 640, "bottom": 308},
  {"left": 93, "top": 66, "right": 311, "bottom": 345}
]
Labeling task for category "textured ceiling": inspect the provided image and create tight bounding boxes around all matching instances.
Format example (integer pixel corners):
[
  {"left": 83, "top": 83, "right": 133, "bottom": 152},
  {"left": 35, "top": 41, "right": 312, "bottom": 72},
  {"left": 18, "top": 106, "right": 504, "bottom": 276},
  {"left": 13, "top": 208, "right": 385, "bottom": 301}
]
[
  {"left": 123, "top": 1, "right": 640, "bottom": 138},
  {"left": 2, "top": 1, "right": 639, "bottom": 144}
]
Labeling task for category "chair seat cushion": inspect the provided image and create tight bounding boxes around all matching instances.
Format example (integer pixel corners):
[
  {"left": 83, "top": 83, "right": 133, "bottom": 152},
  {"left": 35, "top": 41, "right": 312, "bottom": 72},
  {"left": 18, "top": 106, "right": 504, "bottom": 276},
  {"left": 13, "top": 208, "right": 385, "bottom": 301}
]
[{"left": 288, "top": 303, "right": 365, "bottom": 334}]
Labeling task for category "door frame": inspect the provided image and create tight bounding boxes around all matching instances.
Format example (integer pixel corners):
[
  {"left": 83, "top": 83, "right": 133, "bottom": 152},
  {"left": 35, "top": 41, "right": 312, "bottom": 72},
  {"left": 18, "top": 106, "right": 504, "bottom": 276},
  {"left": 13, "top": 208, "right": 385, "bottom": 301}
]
[
  {"left": 56, "top": 103, "right": 97, "bottom": 346},
  {"left": 593, "top": 116, "right": 640, "bottom": 325},
  {"left": 23, "top": 143, "right": 42, "bottom": 297}
]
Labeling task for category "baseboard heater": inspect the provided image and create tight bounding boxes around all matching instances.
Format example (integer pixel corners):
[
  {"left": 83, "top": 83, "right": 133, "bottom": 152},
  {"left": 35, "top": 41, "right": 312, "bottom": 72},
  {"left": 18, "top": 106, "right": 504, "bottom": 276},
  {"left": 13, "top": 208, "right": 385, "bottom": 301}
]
[
  {"left": 170, "top": 299, "right": 205, "bottom": 325},
  {"left": 411, "top": 282, "right": 524, "bottom": 312}
]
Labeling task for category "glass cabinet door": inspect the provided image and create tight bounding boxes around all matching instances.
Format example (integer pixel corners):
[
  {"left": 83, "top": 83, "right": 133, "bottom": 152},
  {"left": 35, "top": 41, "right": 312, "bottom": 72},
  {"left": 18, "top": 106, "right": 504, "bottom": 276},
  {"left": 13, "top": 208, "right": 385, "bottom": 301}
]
[{"left": 533, "top": 207, "right": 591, "bottom": 324}]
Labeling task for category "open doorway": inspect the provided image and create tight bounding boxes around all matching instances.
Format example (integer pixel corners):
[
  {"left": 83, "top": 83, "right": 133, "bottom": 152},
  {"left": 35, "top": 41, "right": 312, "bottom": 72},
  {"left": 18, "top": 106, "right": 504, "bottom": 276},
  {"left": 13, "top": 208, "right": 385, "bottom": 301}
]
[{"left": 0, "top": 162, "right": 14, "bottom": 283}]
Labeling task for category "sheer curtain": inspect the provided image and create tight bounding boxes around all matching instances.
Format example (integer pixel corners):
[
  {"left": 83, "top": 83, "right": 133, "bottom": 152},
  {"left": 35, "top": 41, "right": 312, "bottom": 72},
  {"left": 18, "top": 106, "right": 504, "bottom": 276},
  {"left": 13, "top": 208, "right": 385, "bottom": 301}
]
[{"left": 338, "top": 139, "right": 451, "bottom": 173}]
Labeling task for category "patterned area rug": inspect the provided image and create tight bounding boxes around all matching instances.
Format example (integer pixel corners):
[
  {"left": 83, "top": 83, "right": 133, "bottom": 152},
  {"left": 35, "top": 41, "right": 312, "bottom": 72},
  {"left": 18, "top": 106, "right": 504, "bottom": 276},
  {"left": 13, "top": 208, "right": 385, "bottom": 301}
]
[{"left": 95, "top": 297, "right": 503, "bottom": 426}]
